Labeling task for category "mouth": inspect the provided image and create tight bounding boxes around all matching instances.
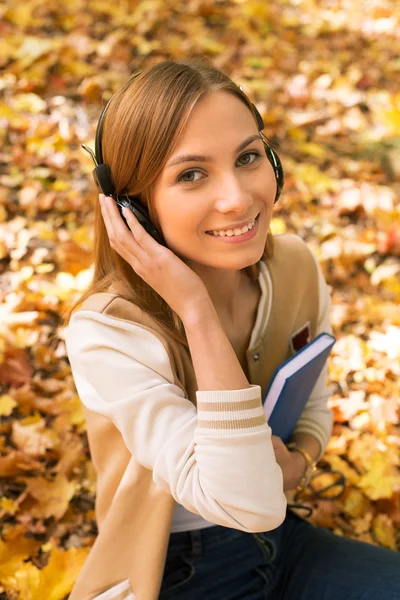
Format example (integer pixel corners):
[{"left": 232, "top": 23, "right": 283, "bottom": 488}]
[
  {"left": 206, "top": 213, "right": 260, "bottom": 238},
  {"left": 205, "top": 213, "right": 261, "bottom": 244}
]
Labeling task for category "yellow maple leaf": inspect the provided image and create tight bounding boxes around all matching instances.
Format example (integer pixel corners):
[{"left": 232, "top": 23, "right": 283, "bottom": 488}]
[
  {"left": 21, "top": 474, "right": 77, "bottom": 520},
  {"left": 0, "top": 497, "right": 19, "bottom": 516},
  {"left": 351, "top": 513, "right": 373, "bottom": 535},
  {"left": 342, "top": 487, "right": 372, "bottom": 519},
  {"left": 350, "top": 434, "right": 399, "bottom": 470},
  {"left": 323, "top": 455, "right": 359, "bottom": 485},
  {"left": 2, "top": 547, "right": 89, "bottom": 600},
  {"left": 372, "top": 514, "right": 397, "bottom": 550},
  {"left": 293, "top": 163, "right": 339, "bottom": 195},
  {"left": 1, "top": 561, "right": 40, "bottom": 600},
  {"left": 358, "top": 454, "right": 400, "bottom": 500},
  {"left": 0, "top": 532, "right": 39, "bottom": 580},
  {"left": 31, "top": 547, "right": 90, "bottom": 600},
  {"left": 0, "top": 394, "right": 17, "bottom": 417},
  {"left": 12, "top": 419, "right": 59, "bottom": 457},
  {"left": 296, "top": 141, "right": 328, "bottom": 158}
]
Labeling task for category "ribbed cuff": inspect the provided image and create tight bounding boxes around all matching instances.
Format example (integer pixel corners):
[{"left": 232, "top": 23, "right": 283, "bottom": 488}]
[{"left": 196, "top": 385, "right": 267, "bottom": 435}]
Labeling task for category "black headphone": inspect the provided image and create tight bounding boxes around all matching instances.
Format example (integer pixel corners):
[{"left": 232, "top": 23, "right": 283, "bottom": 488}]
[{"left": 82, "top": 93, "right": 284, "bottom": 247}]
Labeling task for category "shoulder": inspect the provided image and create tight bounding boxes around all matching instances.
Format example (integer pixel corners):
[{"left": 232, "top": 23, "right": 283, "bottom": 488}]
[
  {"left": 66, "top": 302, "right": 180, "bottom": 387},
  {"left": 263, "top": 233, "right": 319, "bottom": 276},
  {"left": 71, "top": 292, "right": 143, "bottom": 321},
  {"left": 271, "top": 233, "right": 315, "bottom": 260},
  {"left": 66, "top": 292, "right": 170, "bottom": 362},
  {"left": 69, "top": 291, "right": 167, "bottom": 338}
]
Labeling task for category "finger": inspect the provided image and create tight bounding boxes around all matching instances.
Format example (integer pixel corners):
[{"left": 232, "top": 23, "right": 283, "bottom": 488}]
[
  {"left": 120, "top": 205, "right": 162, "bottom": 253},
  {"left": 100, "top": 196, "right": 143, "bottom": 263},
  {"left": 121, "top": 208, "right": 168, "bottom": 266},
  {"left": 101, "top": 197, "right": 165, "bottom": 282},
  {"left": 100, "top": 195, "right": 117, "bottom": 242},
  {"left": 102, "top": 197, "right": 143, "bottom": 247},
  {"left": 101, "top": 196, "right": 136, "bottom": 246}
]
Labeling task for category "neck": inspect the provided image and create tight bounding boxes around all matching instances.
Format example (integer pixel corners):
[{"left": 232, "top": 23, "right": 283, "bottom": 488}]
[{"left": 184, "top": 262, "right": 250, "bottom": 323}]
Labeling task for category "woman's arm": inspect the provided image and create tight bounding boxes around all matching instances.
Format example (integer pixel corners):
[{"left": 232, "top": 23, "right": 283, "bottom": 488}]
[
  {"left": 182, "top": 299, "right": 249, "bottom": 391},
  {"left": 66, "top": 310, "right": 287, "bottom": 533}
]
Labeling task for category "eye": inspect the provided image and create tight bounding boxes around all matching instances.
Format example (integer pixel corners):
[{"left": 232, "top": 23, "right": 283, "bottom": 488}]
[
  {"left": 237, "top": 151, "right": 261, "bottom": 166},
  {"left": 177, "top": 170, "right": 205, "bottom": 184}
]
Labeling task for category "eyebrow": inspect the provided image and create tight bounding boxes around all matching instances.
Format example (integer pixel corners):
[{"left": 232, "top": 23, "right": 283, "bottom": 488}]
[{"left": 166, "top": 134, "right": 261, "bottom": 168}]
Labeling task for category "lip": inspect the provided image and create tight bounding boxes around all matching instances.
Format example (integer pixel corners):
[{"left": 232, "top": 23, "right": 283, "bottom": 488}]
[
  {"left": 206, "top": 214, "right": 259, "bottom": 234},
  {"left": 206, "top": 213, "right": 260, "bottom": 243}
]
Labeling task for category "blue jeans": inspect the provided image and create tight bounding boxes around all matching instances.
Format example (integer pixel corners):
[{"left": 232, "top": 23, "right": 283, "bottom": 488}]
[{"left": 159, "top": 510, "right": 400, "bottom": 599}]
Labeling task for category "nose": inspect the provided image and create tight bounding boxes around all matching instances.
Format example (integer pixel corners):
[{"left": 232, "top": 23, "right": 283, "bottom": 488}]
[{"left": 214, "top": 173, "right": 253, "bottom": 216}]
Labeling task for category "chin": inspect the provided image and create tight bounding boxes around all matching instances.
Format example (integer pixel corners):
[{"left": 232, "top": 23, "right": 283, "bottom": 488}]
[
  {"left": 197, "top": 248, "right": 265, "bottom": 271},
  {"left": 170, "top": 234, "right": 267, "bottom": 270},
  {"left": 219, "top": 254, "right": 264, "bottom": 271}
]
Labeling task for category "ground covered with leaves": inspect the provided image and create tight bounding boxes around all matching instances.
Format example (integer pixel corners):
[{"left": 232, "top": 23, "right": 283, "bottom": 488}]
[{"left": 0, "top": 0, "right": 399, "bottom": 598}]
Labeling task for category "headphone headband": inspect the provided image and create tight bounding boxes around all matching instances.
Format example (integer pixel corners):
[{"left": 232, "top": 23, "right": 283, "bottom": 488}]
[
  {"left": 93, "top": 89, "right": 266, "bottom": 167},
  {"left": 251, "top": 104, "right": 265, "bottom": 131},
  {"left": 95, "top": 93, "right": 115, "bottom": 165},
  {"left": 82, "top": 84, "right": 283, "bottom": 204}
]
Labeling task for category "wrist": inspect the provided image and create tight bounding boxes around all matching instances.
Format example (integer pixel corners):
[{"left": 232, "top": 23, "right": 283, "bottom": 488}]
[
  {"left": 287, "top": 442, "right": 317, "bottom": 490},
  {"left": 290, "top": 433, "right": 321, "bottom": 463},
  {"left": 180, "top": 296, "right": 217, "bottom": 328},
  {"left": 281, "top": 452, "right": 307, "bottom": 492},
  {"left": 290, "top": 449, "right": 307, "bottom": 474}
]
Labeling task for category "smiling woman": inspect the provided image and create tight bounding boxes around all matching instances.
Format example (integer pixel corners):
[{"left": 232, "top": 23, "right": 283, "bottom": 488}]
[
  {"left": 64, "top": 59, "right": 400, "bottom": 600},
  {"left": 70, "top": 60, "right": 282, "bottom": 343},
  {"left": 151, "top": 90, "right": 276, "bottom": 279}
]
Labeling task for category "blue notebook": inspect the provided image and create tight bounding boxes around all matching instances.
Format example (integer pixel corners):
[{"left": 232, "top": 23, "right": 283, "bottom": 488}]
[{"left": 262, "top": 332, "right": 336, "bottom": 442}]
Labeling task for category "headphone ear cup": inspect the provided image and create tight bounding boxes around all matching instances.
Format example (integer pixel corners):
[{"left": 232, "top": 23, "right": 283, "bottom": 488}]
[
  {"left": 262, "top": 140, "right": 284, "bottom": 204},
  {"left": 115, "top": 195, "right": 166, "bottom": 246},
  {"left": 93, "top": 164, "right": 116, "bottom": 198}
]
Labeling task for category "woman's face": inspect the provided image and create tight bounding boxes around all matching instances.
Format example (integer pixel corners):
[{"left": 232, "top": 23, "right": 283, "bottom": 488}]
[{"left": 152, "top": 90, "right": 277, "bottom": 271}]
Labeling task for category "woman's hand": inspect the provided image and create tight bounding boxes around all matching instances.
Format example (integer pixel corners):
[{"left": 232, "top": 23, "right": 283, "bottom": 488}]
[
  {"left": 271, "top": 435, "right": 306, "bottom": 492},
  {"left": 99, "top": 195, "right": 211, "bottom": 321}
]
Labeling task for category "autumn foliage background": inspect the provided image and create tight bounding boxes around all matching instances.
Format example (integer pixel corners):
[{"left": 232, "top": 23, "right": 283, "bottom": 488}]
[{"left": 0, "top": 0, "right": 400, "bottom": 598}]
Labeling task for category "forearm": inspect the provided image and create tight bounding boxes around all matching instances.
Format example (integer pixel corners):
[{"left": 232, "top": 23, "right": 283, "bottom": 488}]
[{"left": 182, "top": 300, "right": 249, "bottom": 391}]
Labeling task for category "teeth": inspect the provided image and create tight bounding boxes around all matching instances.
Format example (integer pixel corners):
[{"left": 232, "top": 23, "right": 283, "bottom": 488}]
[{"left": 211, "top": 217, "right": 256, "bottom": 237}]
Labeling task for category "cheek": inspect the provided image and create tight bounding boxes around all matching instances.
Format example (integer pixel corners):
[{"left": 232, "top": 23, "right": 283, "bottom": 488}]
[{"left": 155, "top": 193, "right": 208, "bottom": 250}]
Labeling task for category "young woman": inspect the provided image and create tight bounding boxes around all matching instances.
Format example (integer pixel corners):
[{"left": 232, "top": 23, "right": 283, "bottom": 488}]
[{"left": 65, "top": 60, "right": 400, "bottom": 600}]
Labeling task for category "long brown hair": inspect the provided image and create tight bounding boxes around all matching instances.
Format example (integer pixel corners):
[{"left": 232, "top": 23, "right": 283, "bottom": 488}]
[{"left": 64, "top": 59, "right": 274, "bottom": 348}]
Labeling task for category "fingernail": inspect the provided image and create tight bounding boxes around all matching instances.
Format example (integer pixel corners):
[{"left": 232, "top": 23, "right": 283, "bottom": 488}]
[{"left": 99, "top": 193, "right": 105, "bottom": 204}]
